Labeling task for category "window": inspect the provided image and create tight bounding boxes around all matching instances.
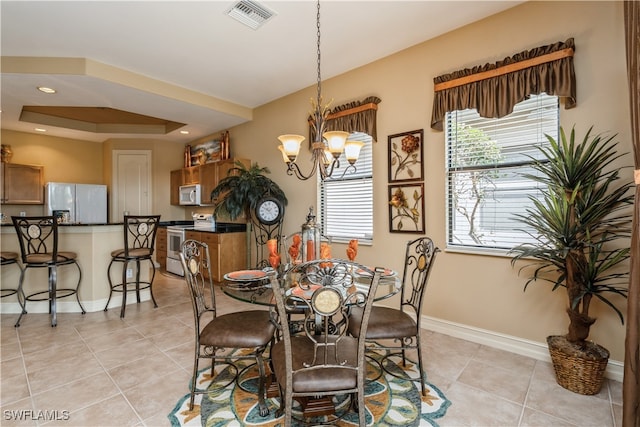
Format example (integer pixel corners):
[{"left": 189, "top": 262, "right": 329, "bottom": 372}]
[
  {"left": 319, "top": 132, "right": 373, "bottom": 243},
  {"left": 445, "top": 93, "right": 559, "bottom": 253}
]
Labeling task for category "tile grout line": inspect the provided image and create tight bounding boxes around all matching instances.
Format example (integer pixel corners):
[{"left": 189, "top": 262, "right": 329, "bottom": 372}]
[{"left": 516, "top": 358, "right": 536, "bottom": 427}]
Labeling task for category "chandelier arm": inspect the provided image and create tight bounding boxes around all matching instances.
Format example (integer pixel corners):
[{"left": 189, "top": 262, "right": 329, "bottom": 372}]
[{"left": 287, "top": 159, "right": 318, "bottom": 181}]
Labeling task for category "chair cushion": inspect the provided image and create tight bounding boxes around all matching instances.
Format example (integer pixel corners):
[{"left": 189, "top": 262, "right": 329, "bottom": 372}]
[
  {"left": 110, "top": 248, "right": 152, "bottom": 258},
  {"left": 199, "top": 310, "right": 276, "bottom": 348},
  {"left": 25, "top": 252, "right": 78, "bottom": 264},
  {"left": 348, "top": 306, "right": 417, "bottom": 340},
  {"left": 271, "top": 335, "right": 358, "bottom": 393},
  {"left": 1, "top": 252, "right": 19, "bottom": 262}
]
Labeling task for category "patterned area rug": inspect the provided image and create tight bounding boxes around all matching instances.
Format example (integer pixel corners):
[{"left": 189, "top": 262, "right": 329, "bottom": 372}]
[{"left": 169, "top": 347, "right": 450, "bottom": 426}]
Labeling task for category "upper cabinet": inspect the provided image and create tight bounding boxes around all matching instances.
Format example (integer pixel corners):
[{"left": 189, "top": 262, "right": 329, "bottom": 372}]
[
  {"left": 1, "top": 163, "right": 44, "bottom": 204},
  {"left": 170, "top": 158, "right": 249, "bottom": 206}
]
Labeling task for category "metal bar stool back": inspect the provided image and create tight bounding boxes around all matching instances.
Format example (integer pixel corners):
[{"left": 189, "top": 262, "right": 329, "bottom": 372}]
[
  {"left": 11, "top": 216, "right": 85, "bottom": 327},
  {"left": 104, "top": 215, "right": 161, "bottom": 318}
]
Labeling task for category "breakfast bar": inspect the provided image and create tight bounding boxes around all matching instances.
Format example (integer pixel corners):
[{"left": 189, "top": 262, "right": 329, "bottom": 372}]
[
  {"left": 1, "top": 223, "right": 125, "bottom": 314},
  {"left": 0, "top": 220, "right": 249, "bottom": 316}
]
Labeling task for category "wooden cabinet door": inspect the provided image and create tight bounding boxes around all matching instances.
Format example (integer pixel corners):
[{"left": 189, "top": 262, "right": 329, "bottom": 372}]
[
  {"left": 170, "top": 169, "right": 182, "bottom": 206},
  {"left": 183, "top": 166, "right": 200, "bottom": 185},
  {"left": 1, "top": 163, "right": 44, "bottom": 204},
  {"left": 198, "top": 162, "right": 217, "bottom": 205},
  {"left": 218, "top": 232, "right": 247, "bottom": 281},
  {"left": 185, "top": 230, "right": 202, "bottom": 242},
  {"left": 156, "top": 227, "right": 167, "bottom": 269},
  {"left": 194, "top": 231, "right": 247, "bottom": 282}
]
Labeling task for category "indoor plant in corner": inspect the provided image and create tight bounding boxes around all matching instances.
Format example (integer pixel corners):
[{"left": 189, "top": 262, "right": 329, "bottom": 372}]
[
  {"left": 209, "top": 161, "right": 287, "bottom": 221},
  {"left": 510, "top": 126, "right": 633, "bottom": 395}
]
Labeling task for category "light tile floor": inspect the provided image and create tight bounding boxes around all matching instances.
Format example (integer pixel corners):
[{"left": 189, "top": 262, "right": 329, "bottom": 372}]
[{"left": 1, "top": 272, "right": 622, "bottom": 426}]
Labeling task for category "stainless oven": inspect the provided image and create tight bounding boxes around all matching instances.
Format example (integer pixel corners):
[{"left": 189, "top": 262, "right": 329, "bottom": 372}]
[{"left": 166, "top": 225, "right": 190, "bottom": 276}]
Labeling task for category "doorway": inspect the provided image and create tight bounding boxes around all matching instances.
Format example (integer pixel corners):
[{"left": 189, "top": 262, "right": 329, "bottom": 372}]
[{"left": 111, "top": 150, "right": 152, "bottom": 221}]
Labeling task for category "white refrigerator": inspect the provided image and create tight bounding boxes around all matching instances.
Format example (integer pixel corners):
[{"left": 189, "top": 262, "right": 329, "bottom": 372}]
[{"left": 45, "top": 182, "right": 108, "bottom": 224}]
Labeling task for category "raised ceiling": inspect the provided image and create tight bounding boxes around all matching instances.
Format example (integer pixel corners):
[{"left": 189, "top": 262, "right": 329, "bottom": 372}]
[{"left": 1, "top": 1, "right": 525, "bottom": 143}]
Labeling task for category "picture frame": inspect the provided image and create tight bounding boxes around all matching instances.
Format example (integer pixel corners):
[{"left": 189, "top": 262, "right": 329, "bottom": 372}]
[
  {"left": 388, "top": 182, "right": 425, "bottom": 233},
  {"left": 388, "top": 129, "right": 424, "bottom": 183},
  {"left": 190, "top": 139, "right": 222, "bottom": 166}
]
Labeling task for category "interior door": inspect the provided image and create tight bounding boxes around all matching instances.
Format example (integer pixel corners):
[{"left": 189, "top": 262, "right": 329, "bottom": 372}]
[{"left": 112, "top": 150, "right": 152, "bottom": 220}]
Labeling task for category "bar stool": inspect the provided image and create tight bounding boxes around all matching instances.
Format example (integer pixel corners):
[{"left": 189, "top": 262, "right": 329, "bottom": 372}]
[
  {"left": 12, "top": 216, "right": 85, "bottom": 327},
  {"left": 105, "top": 215, "right": 161, "bottom": 318},
  {"left": 1, "top": 251, "right": 24, "bottom": 303}
]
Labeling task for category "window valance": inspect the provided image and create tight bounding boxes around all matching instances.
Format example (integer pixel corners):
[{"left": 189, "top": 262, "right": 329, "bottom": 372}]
[
  {"left": 308, "top": 96, "right": 381, "bottom": 145},
  {"left": 430, "top": 38, "right": 576, "bottom": 131}
]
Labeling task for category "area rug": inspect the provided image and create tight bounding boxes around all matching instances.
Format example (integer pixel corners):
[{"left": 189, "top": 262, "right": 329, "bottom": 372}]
[{"left": 168, "top": 347, "right": 450, "bottom": 426}]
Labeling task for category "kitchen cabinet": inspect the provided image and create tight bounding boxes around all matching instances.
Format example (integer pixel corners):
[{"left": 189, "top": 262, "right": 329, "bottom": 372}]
[
  {"left": 1, "top": 163, "right": 44, "bottom": 204},
  {"left": 198, "top": 162, "right": 217, "bottom": 205},
  {"left": 185, "top": 230, "right": 247, "bottom": 281},
  {"left": 170, "top": 158, "right": 250, "bottom": 206},
  {"left": 183, "top": 166, "right": 200, "bottom": 185},
  {"left": 170, "top": 170, "right": 182, "bottom": 206},
  {"left": 156, "top": 227, "right": 167, "bottom": 270}
]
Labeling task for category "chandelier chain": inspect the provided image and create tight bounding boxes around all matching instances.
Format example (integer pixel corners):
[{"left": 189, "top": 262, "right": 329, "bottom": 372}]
[{"left": 316, "top": 0, "right": 322, "bottom": 111}]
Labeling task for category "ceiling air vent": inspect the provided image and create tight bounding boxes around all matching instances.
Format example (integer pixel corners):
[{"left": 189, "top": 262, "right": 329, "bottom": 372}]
[{"left": 226, "top": 0, "right": 276, "bottom": 30}]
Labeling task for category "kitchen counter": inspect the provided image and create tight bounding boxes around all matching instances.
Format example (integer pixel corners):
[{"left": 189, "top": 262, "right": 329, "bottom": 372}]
[
  {"left": 1, "top": 221, "right": 246, "bottom": 232},
  {"left": 160, "top": 221, "right": 247, "bottom": 234}
]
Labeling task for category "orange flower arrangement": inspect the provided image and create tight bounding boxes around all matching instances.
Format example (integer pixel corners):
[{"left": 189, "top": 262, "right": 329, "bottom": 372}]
[
  {"left": 346, "top": 239, "right": 358, "bottom": 261},
  {"left": 267, "top": 238, "right": 280, "bottom": 269}
]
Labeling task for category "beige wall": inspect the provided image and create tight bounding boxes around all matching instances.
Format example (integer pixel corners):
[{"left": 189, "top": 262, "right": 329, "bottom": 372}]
[
  {"left": 0, "top": 1, "right": 631, "bottom": 362},
  {"left": 223, "top": 1, "right": 632, "bottom": 362}
]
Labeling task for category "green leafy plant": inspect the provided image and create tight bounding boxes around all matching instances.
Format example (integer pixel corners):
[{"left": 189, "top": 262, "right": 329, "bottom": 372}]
[
  {"left": 510, "top": 126, "right": 633, "bottom": 345},
  {"left": 210, "top": 161, "right": 287, "bottom": 221}
]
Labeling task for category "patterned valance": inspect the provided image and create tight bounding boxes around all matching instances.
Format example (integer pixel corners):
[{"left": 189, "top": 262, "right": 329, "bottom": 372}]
[
  {"left": 431, "top": 38, "right": 576, "bottom": 131},
  {"left": 308, "top": 96, "right": 381, "bottom": 145}
]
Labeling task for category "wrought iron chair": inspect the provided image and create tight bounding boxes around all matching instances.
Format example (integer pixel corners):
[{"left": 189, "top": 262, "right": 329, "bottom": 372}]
[
  {"left": 1, "top": 251, "right": 23, "bottom": 299},
  {"left": 269, "top": 259, "right": 382, "bottom": 426},
  {"left": 105, "top": 215, "right": 160, "bottom": 318},
  {"left": 180, "top": 239, "right": 275, "bottom": 416},
  {"left": 348, "top": 236, "right": 439, "bottom": 396},
  {"left": 12, "top": 216, "right": 85, "bottom": 327}
]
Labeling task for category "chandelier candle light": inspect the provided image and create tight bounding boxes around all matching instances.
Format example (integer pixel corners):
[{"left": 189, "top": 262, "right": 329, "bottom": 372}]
[{"left": 277, "top": 0, "right": 364, "bottom": 181}]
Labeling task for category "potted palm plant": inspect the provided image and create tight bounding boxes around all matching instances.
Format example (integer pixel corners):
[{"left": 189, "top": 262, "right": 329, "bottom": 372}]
[
  {"left": 210, "top": 161, "right": 288, "bottom": 221},
  {"left": 510, "top": 126, "right": 633, "bottom": 395}
]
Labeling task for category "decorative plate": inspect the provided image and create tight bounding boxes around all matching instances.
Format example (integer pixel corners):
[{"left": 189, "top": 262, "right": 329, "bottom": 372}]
[
  {"left": 224, "top": 270, "right": 268, "bottom": 281},
  {"left": 289, "top": 284, "right": 321, "bottom": 299}
]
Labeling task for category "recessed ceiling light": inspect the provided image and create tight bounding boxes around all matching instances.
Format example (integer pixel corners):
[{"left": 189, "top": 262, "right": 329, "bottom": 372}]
[
  {"left": 37, "top": 86, "right": 57, "bottom": 94},
  {"left": 34, "top": 128, "right": 47, "bottom": 132},
  {"left": 180, "top": 130, "right": 190, "bottom": 135}
]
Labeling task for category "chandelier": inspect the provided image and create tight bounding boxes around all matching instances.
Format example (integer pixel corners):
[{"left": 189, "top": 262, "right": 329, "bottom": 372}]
[{"left": 277, "top": 0, "right": 364, "bottom": 181}]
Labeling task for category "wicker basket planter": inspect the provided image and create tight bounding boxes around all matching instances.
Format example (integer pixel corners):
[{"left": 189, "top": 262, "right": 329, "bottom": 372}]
[{"left": 547, "top": 335, "right": 609, "bottom": 395}]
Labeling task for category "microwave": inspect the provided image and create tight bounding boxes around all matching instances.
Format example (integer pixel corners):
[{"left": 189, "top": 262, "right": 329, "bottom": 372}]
[{"left": 179, "top": 184, "right": 201, "bottom": 205}]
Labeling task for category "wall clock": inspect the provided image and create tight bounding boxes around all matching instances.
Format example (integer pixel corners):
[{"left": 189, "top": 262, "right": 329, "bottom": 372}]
[{"left": 255, "top": 196, "right": 284, "bottom": 226}]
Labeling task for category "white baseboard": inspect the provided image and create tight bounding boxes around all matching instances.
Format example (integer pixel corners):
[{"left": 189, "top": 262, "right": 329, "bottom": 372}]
[
  {"left": 0, "top": 290, "right": 151, "bottom": 314},
  {"left": 420, "top": 314, "right": 624, "bottom": 383}
]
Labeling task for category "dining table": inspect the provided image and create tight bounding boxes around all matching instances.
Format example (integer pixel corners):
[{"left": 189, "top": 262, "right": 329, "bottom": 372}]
[
  {"left": 220, "top": 261, "right": 401, "bottom": 418},
  {"left": 221, "top": 263, "right": 401, "bottom": 307}
]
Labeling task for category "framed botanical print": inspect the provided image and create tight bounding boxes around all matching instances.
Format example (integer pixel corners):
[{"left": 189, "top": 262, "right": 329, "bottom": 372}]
[
  {"left": 388, "top": 183, "right": 425, "bottom": 233},
  {"left": 388, "top": 129, "right": 424, "bottom": 183}
]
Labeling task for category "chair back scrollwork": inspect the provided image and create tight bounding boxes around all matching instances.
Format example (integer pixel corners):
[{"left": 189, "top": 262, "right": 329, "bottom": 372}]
[{"left": 269, "top": 258, "right": 383, "bottom": 425}]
